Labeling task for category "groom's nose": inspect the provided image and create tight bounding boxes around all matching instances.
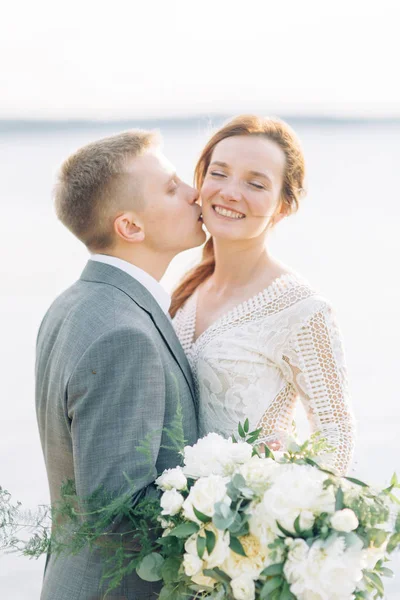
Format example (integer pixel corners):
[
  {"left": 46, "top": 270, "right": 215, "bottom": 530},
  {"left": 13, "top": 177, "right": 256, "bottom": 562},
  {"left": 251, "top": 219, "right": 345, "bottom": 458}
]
[{"left": 185, "top": 183, "right": 200, "bottom": 204}]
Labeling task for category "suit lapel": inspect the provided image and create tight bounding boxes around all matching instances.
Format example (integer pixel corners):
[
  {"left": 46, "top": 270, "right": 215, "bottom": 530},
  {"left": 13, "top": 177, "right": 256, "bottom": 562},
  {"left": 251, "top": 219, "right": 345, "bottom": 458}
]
[{"left": 80, "top": 261, "right": 195, "bottom": 401}]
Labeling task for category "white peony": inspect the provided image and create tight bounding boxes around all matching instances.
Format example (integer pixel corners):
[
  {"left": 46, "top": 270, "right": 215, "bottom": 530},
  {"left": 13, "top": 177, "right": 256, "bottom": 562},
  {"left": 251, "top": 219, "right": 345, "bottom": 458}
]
[
  {"left": 284, "top": 534, "right": 364, "bottom": 600},
  {"left": 248, "top": 500, "right": 280, "bottom": 548},
  {"left": 259, "top": 463, "right": 335, "bottom": 533},
  {"left": 182, "top": 475, "right": 231, "bottom": 522},
  {"left": 331, "top": 508, "right": 359, "bottom": 532},
  {"left": 183, "top": 552, "right": 203, "bottom": 576},
  {"left": 185, "top": 525, "right": 230, "bottom": 569},
  {"left": 160, "top": 489, "right": 184, "bottom": 516},
  {"left": 183, "top": 433, "right": 253, "bottom": 478},
  {"left": 156, "top": 467, "right": 187, "bottom": 491},
  {"left": 231, "top": 574, "right": 256, "bottom": 600}
]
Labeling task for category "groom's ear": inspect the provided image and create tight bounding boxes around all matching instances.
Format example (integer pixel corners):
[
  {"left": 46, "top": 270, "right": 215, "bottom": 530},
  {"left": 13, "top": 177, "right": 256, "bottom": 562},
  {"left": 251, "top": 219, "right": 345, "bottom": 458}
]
[{"left": 114, "top": 212, "right": 145, "bottom": 243}]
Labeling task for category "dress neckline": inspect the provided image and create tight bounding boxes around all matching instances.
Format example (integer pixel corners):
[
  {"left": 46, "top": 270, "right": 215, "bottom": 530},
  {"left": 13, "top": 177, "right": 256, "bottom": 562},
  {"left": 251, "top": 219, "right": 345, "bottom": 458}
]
[{"left": 188, "top": 272, "right": 300, "bottom": 347}]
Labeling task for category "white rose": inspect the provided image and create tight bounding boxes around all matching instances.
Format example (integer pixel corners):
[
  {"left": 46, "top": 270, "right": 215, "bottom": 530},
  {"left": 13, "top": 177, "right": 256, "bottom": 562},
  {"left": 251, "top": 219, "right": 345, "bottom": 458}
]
[
  {"left": 183, "top": 552, "right": 203, "bottom": 576},
  {"left": 239, "top": 456, "right": 279, "bottom": 493},
  {"left": 156, "top": 467, "right": 187, "bottom": 491},
  {"left": 362, "top": 541, "right": 388, "bottom": 570},
  {"left": 299, "top": 510, "right": 315, "bottom": 531},
  {"left": 287, "top": 538, "right": 309, "bottom": 563},
  {"left": 231, "top": 575, "right": 256, "bottom": 600},
  {"left": 331, "top": 509, "right": 359, "bottom": 533},
  {"left": 185, "top": 525, "right": 230, "bottom": 569},
  {"left": 160, "top": 489, "right": 184, "bottom": 516},
  {"left": 284, "top": 535, "right": 364, "bottom": 600},
  {"left": 182, "top": 475, "right": 230, "bottom": 522}
]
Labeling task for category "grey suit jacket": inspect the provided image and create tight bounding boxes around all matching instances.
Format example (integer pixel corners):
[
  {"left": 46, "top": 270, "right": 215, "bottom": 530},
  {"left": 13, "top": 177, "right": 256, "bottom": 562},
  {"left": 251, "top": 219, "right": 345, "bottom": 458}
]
[{"left": 35, "top": 261, "right": 198, "bottom": 600}]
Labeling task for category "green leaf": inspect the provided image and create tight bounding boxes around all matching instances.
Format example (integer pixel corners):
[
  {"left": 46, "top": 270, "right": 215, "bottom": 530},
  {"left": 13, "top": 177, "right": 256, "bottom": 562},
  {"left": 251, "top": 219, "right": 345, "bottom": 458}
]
[
  {"left": 344, "top": 476, "right": 368, "bottom": 488},
  {"left": 335, "top": 487, "right": 344, "bottom": 511},
  {"left": 203, "top": 568, "right": 231, "bottom": 584},
  {"left": 277, "top": 521, "right": 295, "bottom": 538},
  {"left": 244, "top": 418, "right": 250, "bottom": 434},
  {"left": 379, "top": 566, "right": 394, "bottom": 578},
  {"left": 205, "top": 529, "right": 216, "bottom": 555},
  {"left": 260, "top": 576, "right": 283, "bottom": 599},
  {"left": 280, "top": 581, "right": 295, "bottom": 600},
  {"left": 263, "top": 446, "right": 275, "bottom": 459},
  {"left": 160, "top": 557, "right": 181, "bottom": 584},
  {"left": 231, "top": 473, "right": 247, "bottom": 490},
  {"left": 238, "top": 422, "right": 245, "bottom": 438},
  {"left": 136, "top": 552, "right": 164, "bottom": 582},
  {"left": 193, "top": 505, "right": 212, "bottom": 523},
  {"left": 364, "top": 571, "right": 384, "bottom": 595},
  {"left": 294, "top": 515, "right": 302, "bottom": 535},
  {"left": 390, "top": 473, "right": 398, "bottom": 487},
  {"left": 168, "top": 522, "right": 199, "bottom": 538},
  {"left": 229, "top": 536, "right": 247, "bottom": 557},
  {"left": 248, "top": 427, "right": 262, "bottom": 438},
  {"left": 387, "top": 531, "right": 400, "bottom": 553},
  {"left": 231, "top": 434, "right": 238, "bottom": 443},
  {"left": 260, "top": 563, "right": 284, "bottom": 577},
  {"left": 197, "top": 534, "right": 206, "bottom": 559}
]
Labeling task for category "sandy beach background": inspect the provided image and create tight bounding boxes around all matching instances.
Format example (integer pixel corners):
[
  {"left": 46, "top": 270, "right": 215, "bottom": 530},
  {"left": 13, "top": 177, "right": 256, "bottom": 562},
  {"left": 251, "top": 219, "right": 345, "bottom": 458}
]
[{"left": 0, "top": 117, "right": 399, "bottom": 598}]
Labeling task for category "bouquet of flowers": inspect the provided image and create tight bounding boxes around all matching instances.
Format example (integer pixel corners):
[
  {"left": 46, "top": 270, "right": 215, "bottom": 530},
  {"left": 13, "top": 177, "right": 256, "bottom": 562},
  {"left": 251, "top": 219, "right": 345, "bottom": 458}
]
[{"left": 135, "top": 423, "right": 400, "bottom": 600}]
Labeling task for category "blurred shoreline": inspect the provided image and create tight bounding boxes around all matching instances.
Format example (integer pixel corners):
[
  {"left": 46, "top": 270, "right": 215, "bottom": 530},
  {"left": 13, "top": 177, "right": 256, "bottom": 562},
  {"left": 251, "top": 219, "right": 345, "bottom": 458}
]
[{"left": 2, "top": 114, "right": 400, "bottom": 135}]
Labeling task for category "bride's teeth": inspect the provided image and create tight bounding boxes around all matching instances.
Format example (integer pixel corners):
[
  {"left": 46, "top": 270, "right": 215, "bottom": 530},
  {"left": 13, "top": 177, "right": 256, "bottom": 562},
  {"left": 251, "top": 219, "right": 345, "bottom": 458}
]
[{"left": 214, "top": 206, "right": 245, "bottom": 219}]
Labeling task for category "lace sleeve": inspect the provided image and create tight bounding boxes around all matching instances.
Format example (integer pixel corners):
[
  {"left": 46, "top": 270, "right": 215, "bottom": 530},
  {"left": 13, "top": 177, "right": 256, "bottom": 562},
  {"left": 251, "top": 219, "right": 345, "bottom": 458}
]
[{"left": 281, "top": 303, "right": 355, "bottom": 475}]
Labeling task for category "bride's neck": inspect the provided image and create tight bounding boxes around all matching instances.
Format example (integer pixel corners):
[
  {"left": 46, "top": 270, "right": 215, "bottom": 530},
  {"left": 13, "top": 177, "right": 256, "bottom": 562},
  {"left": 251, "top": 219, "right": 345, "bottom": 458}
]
[{"left": 208, "top": 238, "right": 272, "bottom": 292}]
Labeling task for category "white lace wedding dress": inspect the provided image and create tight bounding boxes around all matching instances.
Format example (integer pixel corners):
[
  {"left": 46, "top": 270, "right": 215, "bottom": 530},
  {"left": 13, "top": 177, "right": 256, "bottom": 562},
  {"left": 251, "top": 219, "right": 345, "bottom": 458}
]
[{"left": 173, "top": 273, "right": 355, "bottom": 475}]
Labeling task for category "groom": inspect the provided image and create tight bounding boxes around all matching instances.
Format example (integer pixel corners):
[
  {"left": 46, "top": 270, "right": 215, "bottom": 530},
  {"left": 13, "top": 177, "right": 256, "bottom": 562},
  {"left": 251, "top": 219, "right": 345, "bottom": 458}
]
[{"left": 35, "top": 130, "right": 205, "bottom": 599}]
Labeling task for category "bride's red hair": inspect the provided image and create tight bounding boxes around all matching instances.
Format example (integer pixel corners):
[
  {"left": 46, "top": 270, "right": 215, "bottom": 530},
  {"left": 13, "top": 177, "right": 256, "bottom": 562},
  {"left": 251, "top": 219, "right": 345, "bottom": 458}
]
[{"left": 169, "top": 115, "right": 306, "bottom": 318}]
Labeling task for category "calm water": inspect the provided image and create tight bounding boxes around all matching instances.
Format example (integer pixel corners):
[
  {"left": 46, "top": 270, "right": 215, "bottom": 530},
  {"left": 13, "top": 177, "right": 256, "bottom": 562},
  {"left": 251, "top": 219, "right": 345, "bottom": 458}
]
[{"left": 1, "top": 119, "right": 400, "bottom": 598}]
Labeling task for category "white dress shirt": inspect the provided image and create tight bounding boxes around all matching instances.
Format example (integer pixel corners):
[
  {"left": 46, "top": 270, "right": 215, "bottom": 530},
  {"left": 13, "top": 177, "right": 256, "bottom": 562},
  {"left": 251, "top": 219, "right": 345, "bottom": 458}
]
[{"left": 90, "top": 254, "right": 171, "bottom": 315}]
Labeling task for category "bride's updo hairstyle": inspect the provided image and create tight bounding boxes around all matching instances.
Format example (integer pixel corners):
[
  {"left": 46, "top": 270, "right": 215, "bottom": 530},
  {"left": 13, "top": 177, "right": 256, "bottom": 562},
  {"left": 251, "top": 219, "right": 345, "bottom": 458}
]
[{"left": 170, "top": 115, "right": 306, "bottom": 318}]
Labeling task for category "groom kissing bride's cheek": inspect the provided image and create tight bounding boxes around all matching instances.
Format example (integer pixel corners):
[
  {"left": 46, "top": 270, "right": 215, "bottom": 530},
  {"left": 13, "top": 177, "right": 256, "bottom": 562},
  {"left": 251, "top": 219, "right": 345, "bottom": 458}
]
[
  {"left": 36, "top": 129, "right": 206, "bottom": 600},
  {"left": 36, "top": 116, "right": 355, "bottom": 600}
]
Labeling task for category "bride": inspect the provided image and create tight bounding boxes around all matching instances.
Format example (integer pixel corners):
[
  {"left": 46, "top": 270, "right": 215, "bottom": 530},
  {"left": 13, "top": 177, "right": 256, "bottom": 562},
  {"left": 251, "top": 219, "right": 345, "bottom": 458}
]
[{"left": 171, "top": 115, "right": 355, "bottom": 476}]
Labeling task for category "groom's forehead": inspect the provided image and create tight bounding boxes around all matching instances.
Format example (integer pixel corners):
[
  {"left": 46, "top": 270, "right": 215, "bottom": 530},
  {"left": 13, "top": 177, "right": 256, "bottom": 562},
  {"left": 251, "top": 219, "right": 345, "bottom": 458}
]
[{"left": 126, "top": 149, "right": 176, "bottom": 184}]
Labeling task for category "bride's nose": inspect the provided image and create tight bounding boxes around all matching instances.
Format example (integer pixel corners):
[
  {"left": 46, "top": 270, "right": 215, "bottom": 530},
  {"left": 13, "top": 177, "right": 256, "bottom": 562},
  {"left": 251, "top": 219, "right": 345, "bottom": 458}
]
[{"left": 219, "top": 182, "right": 242, "bottom": 202}]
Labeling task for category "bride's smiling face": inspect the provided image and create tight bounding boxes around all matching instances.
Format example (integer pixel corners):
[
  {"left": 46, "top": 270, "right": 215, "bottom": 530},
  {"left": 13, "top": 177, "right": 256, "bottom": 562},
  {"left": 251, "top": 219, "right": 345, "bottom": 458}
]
[{"left": 200, "top": 135, "right": 286, "bottom": 241}]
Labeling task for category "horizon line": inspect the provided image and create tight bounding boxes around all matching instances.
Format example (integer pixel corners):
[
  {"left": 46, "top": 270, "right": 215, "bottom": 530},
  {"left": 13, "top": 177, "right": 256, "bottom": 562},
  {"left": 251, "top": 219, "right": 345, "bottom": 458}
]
[{"left": 1, "top": 113, "right": 400, "bottom": 133}]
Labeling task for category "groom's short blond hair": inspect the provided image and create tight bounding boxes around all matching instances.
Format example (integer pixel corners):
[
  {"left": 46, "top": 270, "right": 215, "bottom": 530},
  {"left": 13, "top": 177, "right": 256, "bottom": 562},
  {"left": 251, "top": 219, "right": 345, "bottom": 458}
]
[{"left": 54, "top": 129, "right": 159, "bottom": 250}]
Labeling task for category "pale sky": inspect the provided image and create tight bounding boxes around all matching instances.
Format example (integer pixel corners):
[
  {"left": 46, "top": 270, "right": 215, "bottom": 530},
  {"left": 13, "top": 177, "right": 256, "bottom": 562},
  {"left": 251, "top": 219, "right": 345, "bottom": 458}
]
[{"left": 1, "top": 0, "right": 400, "bottom": 119}]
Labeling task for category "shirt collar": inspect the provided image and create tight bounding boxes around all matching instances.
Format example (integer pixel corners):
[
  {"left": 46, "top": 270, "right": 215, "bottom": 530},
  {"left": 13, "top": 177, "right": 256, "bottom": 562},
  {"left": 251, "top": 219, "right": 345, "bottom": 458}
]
[{"left": 90, "top": 254, "right": 171, "bottom": 315}]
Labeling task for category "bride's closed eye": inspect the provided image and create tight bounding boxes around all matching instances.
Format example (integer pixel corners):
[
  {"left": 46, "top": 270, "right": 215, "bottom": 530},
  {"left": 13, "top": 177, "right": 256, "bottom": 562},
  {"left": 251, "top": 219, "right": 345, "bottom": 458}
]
[{"left": 209, "top": 171, "right": 227, "bottom": 178}]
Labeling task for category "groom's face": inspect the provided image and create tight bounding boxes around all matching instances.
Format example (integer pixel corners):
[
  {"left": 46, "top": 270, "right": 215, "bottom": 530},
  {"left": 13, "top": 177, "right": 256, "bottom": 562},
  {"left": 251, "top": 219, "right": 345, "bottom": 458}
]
[{"left": 132, "top": 150, "right": 206, "bottom": 253}]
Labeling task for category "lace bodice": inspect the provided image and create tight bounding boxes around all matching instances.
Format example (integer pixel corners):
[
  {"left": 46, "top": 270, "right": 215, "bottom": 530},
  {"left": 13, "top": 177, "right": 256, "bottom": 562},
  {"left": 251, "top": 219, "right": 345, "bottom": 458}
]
[{"left": 173, "top": 273, "right": 355, "bottom": 475}]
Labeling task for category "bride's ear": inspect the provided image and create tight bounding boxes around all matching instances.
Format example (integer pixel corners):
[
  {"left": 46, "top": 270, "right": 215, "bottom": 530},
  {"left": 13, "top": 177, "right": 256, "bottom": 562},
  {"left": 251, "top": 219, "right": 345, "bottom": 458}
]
[{"left": 114, "top": 212, "right": 145, "bottom": 243}]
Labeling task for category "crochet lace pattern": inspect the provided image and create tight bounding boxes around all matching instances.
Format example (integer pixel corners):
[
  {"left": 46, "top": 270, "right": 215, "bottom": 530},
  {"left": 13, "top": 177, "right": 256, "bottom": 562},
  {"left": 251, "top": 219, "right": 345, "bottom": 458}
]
[{"left": 174, "top": 274, "right": 355, "bottom": 475}]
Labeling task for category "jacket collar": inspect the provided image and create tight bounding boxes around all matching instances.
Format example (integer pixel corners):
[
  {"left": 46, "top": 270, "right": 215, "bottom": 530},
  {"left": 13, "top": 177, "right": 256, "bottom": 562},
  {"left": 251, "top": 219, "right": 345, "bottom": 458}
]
[{"left": 80, "top": 260, "right": 195, "bottom": 402}]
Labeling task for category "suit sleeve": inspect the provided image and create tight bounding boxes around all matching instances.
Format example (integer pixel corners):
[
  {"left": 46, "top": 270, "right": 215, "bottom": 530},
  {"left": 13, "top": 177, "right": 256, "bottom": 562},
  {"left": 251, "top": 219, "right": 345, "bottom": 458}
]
[{"left": 67, "top": 325, "right": 165, "bottom": 506}]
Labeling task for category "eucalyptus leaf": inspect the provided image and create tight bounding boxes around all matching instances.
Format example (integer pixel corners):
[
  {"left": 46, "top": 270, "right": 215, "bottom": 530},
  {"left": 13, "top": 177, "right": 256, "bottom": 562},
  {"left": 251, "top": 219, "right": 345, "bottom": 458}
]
[
  {"left": 244, "top": 418, "right": 250, "bottom": 434},
  {"left": 136, "top": 552, "right": 164, "bottom": 582},
  {"left": 238, "top": 422, "right": 245, "bottom": 438}
]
